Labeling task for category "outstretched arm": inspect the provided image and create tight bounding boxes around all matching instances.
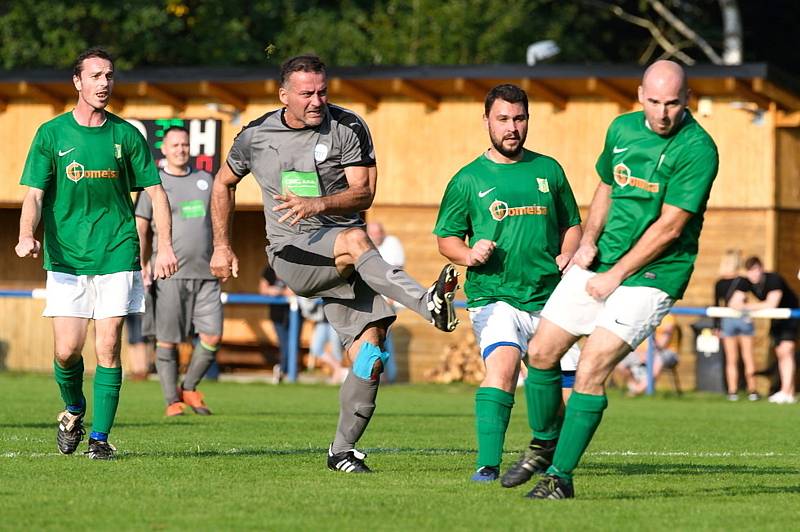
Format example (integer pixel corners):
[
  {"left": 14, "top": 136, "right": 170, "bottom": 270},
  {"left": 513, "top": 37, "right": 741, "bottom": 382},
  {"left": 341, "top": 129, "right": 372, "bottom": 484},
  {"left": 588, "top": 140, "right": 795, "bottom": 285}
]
[
  {"left": 15, "top": 187, "right": 44, "bottom": 258},
  {"left": 210, "top": 163, "right": 244, "bottom": 282},
  {"left": 143, "top": 184, "right": 178, "bottom": 279}
]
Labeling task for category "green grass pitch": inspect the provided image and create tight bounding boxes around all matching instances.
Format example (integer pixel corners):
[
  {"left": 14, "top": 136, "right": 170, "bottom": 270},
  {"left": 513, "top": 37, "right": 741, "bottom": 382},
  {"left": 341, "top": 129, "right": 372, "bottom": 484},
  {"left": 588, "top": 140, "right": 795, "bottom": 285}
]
[{"left": 1, "top": 373, "right": 798, "bottom": 530}]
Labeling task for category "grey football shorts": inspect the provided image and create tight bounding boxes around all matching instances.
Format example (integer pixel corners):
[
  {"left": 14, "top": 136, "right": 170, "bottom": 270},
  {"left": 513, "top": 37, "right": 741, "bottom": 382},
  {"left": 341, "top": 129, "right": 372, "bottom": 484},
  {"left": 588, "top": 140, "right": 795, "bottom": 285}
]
[
  {"left": 151, "top": 278, "right": 223, "bottom": 343},
  {"left": 269, "top": 226, "right": 396, "bottom": 350}
]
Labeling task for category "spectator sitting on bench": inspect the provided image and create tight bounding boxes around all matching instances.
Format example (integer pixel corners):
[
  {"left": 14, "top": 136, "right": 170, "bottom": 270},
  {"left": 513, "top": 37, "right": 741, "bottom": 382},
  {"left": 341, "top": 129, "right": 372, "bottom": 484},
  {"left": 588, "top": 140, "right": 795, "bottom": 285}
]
[{"left": 615, "top": 314, "right": 680, "bottom": 396}]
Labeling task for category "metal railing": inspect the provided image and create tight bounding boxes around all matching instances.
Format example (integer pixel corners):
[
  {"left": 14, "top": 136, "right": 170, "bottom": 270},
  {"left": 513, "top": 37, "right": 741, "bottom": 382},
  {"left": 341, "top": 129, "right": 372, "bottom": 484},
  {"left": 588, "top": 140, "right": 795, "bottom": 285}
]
[{"left": 2, "top": 289, "right": 798, "bottom": 388}]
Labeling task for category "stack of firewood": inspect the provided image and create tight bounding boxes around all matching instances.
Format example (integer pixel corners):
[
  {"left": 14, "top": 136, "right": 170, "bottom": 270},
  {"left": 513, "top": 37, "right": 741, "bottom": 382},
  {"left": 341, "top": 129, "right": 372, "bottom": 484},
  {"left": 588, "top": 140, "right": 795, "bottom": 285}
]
[{"left": 424, "top": 334, "right": 485, "bottom": 384}]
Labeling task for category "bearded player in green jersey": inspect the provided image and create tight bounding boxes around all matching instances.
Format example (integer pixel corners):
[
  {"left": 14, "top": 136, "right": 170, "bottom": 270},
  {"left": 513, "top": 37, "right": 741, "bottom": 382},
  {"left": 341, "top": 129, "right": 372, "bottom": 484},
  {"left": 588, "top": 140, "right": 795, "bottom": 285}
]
[
  {"left": 523, "top": 60, "right": 718, "bottom": 499},
  {"left": 15, "top": 47, "right": 178, "bottom": 459},
  {"left": 434, "top": 84, "right": 583, "bottom": 483}
]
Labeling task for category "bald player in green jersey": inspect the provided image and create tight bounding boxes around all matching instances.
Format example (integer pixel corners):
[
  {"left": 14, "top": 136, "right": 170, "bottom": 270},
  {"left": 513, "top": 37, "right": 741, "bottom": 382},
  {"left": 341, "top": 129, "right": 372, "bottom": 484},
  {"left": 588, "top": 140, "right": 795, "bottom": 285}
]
[
  {"left": 435, "top": 84, "right": 582, "bottom": 483},
  {"left": 15, "top": 47, "right": 178, "bottom": 460},
  {"left": 524, "top": 60, "right": 718, "bottom": 500}
]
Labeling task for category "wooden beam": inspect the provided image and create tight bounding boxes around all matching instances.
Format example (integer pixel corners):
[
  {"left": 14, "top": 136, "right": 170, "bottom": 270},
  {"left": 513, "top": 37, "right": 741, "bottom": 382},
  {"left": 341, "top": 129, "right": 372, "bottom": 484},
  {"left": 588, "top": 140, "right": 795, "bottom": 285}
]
[
  {"left": 453, "top": 77, "right": 488, "bottom": 101},
  {"left": 752, "top": 78, "right": 800, "bottom": 112},
  {"left": 199, "top": 81, "right": 247, "bottom": 111},
  {"left": 586, "top": 77, "right": 634, "bottom": 110},
  {"left": 519, "top": 78, "right": 567, "bottom": 111},
  {"left": 723, "top": 77, "right": 773, "bottom": 109},
  {"left": 329, "top": 78, "right": 379, "bottom": 110},
  {"left": 18, "top": 82, "right": 65, "bottom": 111},
  {"left": 391, "top": 78, "right": 439, "bottom": 110},
  {"left": 776, "top": 110, "right": 800, "bottom": 128},
  {"left": 135, "top": 81, "right": 186, "bottom": 110}
]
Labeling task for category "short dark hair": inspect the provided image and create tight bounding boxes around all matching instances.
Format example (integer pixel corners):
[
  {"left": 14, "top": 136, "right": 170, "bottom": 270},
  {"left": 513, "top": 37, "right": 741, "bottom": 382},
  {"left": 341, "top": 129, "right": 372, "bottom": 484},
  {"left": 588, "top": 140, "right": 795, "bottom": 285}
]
[
  {"left": 484, "top": 84, "right": 528, "bottom": 117},
  {"left": 163, "top": 125, "right": 189, "bottom": 139},
  {"left": 280, "top": 55, "right": 326, "bottom": 87},
  {"left": 744, "top": 256, "right": 763, "bottom": 270},
  {"left": 73, "top": 47, "right": 114, "bottom": 78}
]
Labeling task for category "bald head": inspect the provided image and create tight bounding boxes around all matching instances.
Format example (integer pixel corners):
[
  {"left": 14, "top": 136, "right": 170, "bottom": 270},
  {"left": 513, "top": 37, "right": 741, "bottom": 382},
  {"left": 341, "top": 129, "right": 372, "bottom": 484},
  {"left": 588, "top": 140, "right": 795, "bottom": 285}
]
[
  {"left": 638, "top": 60, "right": 690, "bottom": 136},
  {"left": 642, "top": 60, "right": 687, "bottom": 97}
]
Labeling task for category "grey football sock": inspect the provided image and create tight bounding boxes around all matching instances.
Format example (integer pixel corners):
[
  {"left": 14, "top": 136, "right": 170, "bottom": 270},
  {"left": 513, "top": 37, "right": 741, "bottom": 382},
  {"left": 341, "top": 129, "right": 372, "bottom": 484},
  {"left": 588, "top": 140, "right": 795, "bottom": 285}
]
[
  {"left": 182, "top": 342, "right": 217, "bottom": 391},
  {"left": 354, "top": 249, "right": 431, "bottom": 319},
  {"left": 331, "top": 371, "right": 380, "bottom": 454},
  {"left": 155, "top": 345, "right": 180, "bottom": 405}
]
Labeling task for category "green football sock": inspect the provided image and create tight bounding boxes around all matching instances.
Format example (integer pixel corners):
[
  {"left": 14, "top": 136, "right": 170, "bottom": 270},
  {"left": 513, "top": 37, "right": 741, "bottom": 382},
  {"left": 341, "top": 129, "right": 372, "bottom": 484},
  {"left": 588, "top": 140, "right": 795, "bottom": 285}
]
[
  {"left": 91, "top": 365, "right": 123, "bottom": 435},
  {"left": 475, "top": 387, "right": 515, "bottom": 468},
  {"left": 53, "top": 357, "right": 85, "bottom": 413},
  {"left": 525, "top": 366, "right": 562, "bottom": 441},
  {"left": 547, "top": 391, "right": 608, "bottom": 480}
]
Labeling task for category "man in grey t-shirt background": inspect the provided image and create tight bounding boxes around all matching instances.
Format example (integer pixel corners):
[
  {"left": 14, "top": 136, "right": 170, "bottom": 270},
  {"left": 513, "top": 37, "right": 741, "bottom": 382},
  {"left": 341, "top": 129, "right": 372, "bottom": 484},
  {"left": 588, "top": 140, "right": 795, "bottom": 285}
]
[
  {"left": 137, "top": 125, "right": 222, "bottom": 417},
  {"left": 210, "top": 55, "right": 459, "bottom": 473}
]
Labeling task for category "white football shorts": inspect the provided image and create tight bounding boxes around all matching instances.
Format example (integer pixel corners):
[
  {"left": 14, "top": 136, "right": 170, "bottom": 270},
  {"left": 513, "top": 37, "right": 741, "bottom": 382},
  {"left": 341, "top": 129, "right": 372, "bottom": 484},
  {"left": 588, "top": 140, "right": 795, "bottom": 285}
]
[
  {"left": 541, "top": 265, "right": 674, "bottom": 349},
  {"left": 469, "top": 300, "right": 580, "bottom": 372},
  {"left": 43, "top": 270, "right": 145, "bottom": 320}
]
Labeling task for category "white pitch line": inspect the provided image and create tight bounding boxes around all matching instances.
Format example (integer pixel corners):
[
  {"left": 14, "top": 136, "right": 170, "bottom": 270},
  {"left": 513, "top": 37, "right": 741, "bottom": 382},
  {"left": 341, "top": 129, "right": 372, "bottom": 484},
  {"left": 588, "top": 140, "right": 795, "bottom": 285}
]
[{"left": 1, "top": 449, "right": 796, "bottom": 459}]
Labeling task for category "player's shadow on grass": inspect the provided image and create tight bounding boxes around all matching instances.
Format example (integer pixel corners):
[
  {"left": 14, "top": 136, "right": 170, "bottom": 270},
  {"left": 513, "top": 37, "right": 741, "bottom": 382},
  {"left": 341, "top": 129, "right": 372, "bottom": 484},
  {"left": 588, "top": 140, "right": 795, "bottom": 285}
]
[
  {"left": 583, "top": 462, "right": 798, "bottom": 477},
  {"left": 582, "top": 461, "right": 800, "bottom": 498},
  {"left": 590, "top": 481, "right": 800, "bottom": 500}
]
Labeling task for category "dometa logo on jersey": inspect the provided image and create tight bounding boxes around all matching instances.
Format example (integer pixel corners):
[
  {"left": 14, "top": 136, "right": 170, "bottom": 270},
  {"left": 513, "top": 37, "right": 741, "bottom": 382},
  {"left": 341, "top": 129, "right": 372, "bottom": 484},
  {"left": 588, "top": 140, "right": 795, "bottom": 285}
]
[
  {"left": 65, "top": 160, "right": 118, "bottom": 183},
  {"left": 489, "top": 200, "right": 548, "bottom": 221},
  {"left": 613, "top": 163, "right": 659, "bottom": 193}
]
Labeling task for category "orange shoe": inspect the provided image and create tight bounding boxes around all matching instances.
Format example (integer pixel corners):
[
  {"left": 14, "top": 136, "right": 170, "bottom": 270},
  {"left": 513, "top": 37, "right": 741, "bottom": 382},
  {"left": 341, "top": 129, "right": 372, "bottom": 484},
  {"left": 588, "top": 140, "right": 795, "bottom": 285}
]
[
  {"left": 181, "top": 388, "right": 212, "bottom": 415},
  {"left": 165, "top": 401, "right": 186, "bottom": 417}
]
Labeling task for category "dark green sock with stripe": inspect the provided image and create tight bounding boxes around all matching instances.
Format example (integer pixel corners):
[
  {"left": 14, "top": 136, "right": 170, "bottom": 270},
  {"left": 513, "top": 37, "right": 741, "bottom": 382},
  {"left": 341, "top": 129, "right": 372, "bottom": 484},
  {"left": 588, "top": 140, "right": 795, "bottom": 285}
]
[
  {"left": 91, "top": 365, "right": 122, "bottom": 437},
  {"left": 54, "top": 358, "right": 85, "bottom": 414},
  {"left": 525, "top": 366, "right": 563, "bottom": 441},
  {"left": 475, "top": 387, "right": 515, "bottom": 468},
  {"left": 547, "top": 391, "right": 608, "bottom": 480}
]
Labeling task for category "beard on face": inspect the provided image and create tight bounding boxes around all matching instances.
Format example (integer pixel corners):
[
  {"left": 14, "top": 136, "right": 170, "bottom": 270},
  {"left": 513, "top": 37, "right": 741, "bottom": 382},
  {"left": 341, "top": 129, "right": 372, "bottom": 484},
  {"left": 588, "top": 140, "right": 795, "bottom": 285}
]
[{"left": 490, "top": 129, "right": 526, "bottom": 159}]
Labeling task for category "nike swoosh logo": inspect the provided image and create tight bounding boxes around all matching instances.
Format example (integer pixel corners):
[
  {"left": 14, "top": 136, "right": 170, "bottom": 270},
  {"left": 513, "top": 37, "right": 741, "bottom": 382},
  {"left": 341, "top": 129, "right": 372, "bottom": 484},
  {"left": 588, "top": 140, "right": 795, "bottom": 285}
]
[
  {"left": 612, "top": 146, "right": 628, "bottom": 154},
  {"left": 58, "top": 148, "right": 75, "bottom": 156},
  {"left": 614, "top": 318, "right": 634, "bottom": 327},
  {"left": 478, "top": 187, "right": 496, "bottom": 198}
]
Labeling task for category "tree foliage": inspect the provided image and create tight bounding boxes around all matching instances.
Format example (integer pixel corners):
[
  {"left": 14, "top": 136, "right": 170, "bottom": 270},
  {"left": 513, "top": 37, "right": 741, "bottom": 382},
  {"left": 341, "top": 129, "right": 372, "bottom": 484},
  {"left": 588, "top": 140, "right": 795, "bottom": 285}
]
[{"left": 0, "top": 0, "right": 796, "bottom": 70}]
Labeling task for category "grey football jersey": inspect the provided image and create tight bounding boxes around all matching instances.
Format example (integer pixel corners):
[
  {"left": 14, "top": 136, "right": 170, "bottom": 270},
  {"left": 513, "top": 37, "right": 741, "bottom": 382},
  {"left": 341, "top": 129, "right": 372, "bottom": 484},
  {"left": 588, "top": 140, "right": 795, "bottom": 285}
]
[
  {"left": 226, "top": 104, "right": 376, "bottom": 253},
  {"left": 135, "top": 168, "right": 215, "bottom": 279}
]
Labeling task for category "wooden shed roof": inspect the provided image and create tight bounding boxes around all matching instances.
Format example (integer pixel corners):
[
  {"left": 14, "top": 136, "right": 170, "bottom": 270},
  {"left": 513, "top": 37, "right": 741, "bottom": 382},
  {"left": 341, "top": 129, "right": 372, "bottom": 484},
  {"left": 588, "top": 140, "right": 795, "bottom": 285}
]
[{"left": 1, "top": 62, "right": 798, "bottom": 121}]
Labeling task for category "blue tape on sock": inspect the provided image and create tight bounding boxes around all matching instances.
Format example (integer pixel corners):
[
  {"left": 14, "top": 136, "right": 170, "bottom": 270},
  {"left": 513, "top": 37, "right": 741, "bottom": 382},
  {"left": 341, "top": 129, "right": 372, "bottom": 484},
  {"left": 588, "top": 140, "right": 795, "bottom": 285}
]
[
  {"left": 561, "top": 371, "right": 576, "bottom": 389},
  {"left": 89, "top": 431, "right": 108, "bottom": 442},
  {"left": 352, "top": 343, "right": 389, "bottom": 380}
]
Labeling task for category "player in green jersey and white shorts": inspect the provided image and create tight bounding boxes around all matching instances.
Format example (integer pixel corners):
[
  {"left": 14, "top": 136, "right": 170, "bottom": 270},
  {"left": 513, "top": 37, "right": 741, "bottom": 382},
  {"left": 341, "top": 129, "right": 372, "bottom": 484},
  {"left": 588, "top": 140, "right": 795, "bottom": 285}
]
[
  {"left": 524, "top": 60, "right": 719, "bottom": 500},
  {"left": 435, "top": 84, "right": 582, "bottom": 483},
  {"left": 15, "top": 47, "right": 178, "bottom": 460}
]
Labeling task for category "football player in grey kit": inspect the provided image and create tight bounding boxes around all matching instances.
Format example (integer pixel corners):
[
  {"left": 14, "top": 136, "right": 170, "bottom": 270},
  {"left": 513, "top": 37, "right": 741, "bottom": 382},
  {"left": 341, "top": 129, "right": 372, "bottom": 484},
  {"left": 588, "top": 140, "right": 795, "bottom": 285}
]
[
  {"left": 210, "top": 55, "right": 459, "bottom": 473},
  {"left": 136, "top": 125, "right": 222, "bottom": 417}
]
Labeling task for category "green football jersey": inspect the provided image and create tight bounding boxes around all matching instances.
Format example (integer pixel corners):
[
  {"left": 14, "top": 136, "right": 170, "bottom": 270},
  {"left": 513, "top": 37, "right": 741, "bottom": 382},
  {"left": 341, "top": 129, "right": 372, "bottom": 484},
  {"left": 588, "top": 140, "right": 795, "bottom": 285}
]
[
  {"left": 19, "top": 112, "right": 161, "bottom": 275},
  {"left": 594, "top": 110, "right": 718, "bottom": 299},
  {"left": 434, "top": 149, "right": 581, "bottom": 311}
]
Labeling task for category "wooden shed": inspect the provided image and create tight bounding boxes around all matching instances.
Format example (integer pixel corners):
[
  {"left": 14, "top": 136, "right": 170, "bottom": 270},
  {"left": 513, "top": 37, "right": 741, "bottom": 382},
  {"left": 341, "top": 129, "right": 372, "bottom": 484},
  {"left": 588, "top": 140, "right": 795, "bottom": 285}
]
[{"left": 1, "top": 63, "right": 799, "bottom": 387}]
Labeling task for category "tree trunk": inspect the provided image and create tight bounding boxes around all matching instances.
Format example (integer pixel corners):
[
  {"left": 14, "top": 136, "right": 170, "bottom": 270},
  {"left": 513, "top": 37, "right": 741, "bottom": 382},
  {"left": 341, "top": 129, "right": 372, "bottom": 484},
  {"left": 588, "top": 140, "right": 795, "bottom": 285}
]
[{"left": 719, "top": 0, "right": 743, "bottom": 65}]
